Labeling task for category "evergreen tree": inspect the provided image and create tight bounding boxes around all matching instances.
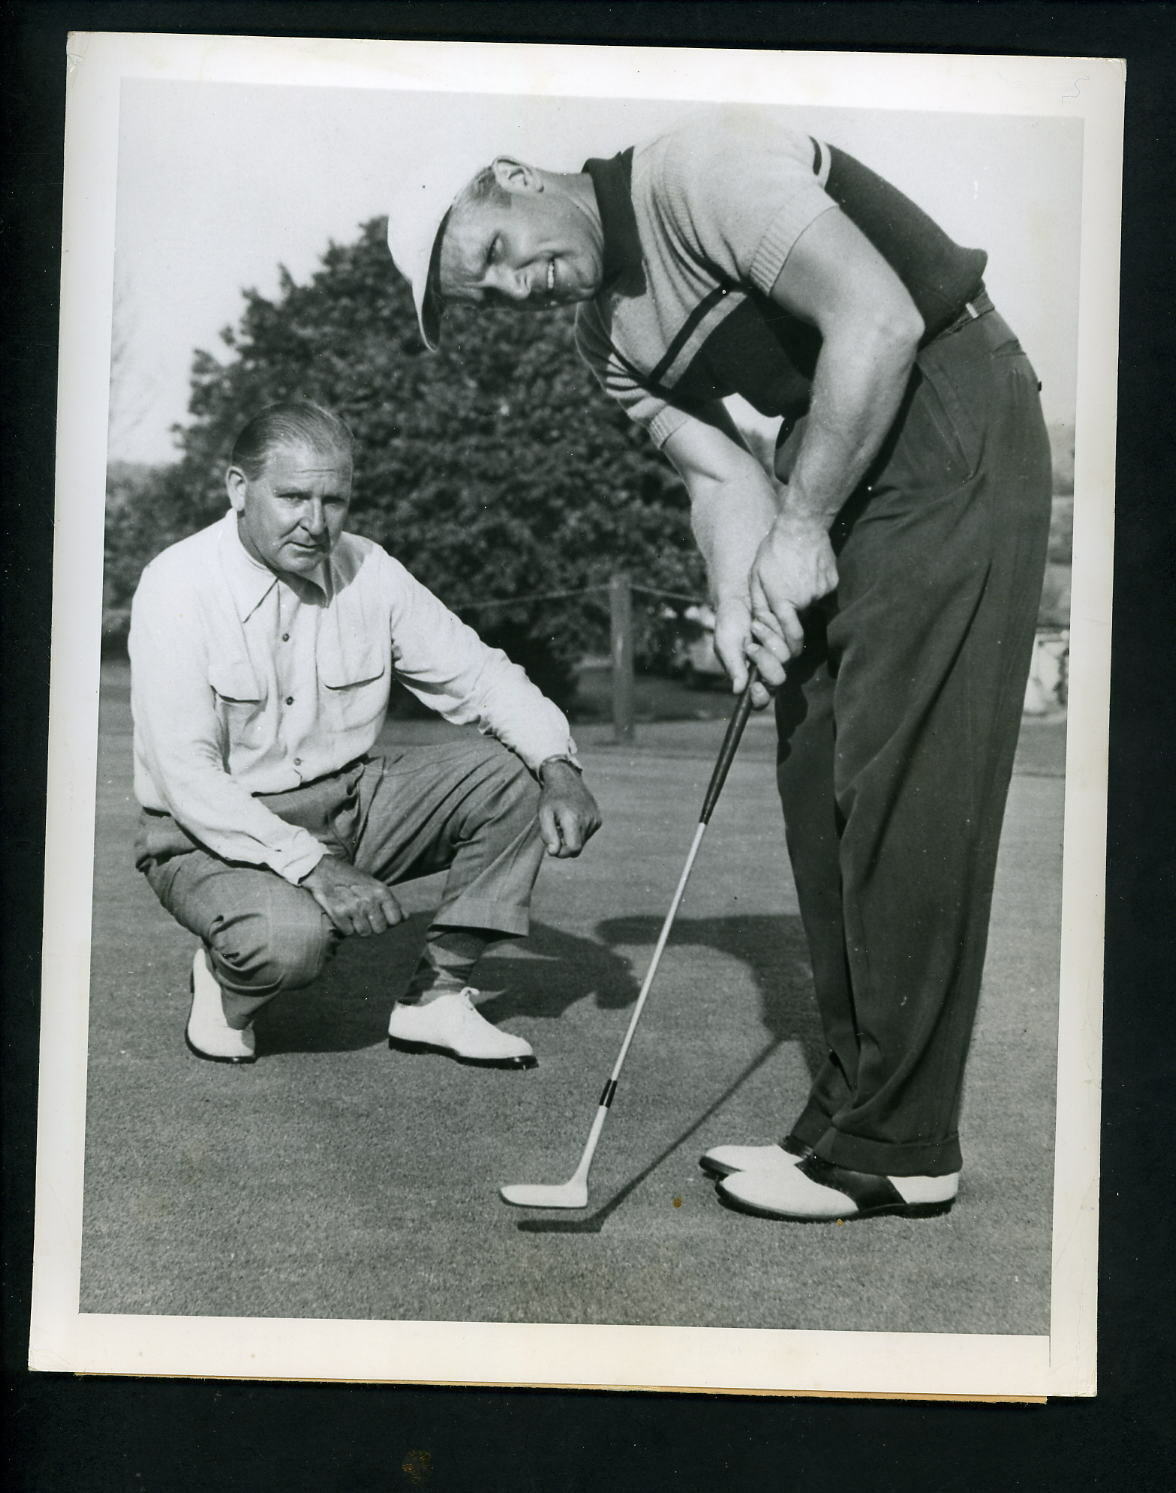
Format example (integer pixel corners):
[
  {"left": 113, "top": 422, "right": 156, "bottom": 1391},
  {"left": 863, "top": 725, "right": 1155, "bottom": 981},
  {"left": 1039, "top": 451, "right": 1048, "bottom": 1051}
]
[{"left": 111, "top": 218, "right": 708, "bottom": 702}]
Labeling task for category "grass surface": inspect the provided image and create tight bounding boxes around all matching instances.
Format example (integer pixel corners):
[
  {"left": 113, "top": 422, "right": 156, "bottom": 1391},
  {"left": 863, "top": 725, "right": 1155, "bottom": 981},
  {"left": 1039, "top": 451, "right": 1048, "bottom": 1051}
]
[{"left": 81, "top": 663, "right": 1065, "bottom": 1333}]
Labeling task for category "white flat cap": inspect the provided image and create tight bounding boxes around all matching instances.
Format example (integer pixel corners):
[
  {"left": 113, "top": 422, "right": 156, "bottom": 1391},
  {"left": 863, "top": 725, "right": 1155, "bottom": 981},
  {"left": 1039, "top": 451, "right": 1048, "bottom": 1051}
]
[{"left": 386, "top": 150, "right": 492, "bottom": 350}]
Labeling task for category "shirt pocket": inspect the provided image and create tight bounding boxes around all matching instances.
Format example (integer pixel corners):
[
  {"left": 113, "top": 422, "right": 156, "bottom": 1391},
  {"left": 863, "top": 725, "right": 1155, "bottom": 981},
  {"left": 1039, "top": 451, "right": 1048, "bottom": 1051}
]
[
  {"left": 208, "top": 657, "right": 265, "bottom": 754},
  {"left": 319, "top": 640, "right": 389, "bottom": 734}
]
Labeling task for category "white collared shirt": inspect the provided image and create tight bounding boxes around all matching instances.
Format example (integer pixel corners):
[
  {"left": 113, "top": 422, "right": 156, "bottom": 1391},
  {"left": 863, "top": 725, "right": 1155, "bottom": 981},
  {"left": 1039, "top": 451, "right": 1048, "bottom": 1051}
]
[{"left": 129, "top": 512, "right": 578, "bottom": 882}]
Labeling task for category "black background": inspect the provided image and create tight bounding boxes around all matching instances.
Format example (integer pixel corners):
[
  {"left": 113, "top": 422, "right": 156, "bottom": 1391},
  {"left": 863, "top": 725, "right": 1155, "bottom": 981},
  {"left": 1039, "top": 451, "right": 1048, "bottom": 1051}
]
[{"left": 4, "top": 4, "right": 1174, "bottom": 1488}]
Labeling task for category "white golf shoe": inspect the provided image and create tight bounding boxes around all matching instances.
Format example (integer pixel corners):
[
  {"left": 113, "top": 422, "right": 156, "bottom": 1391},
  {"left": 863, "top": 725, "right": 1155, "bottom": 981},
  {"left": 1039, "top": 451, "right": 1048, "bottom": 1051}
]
[
  {"left": 186, "top": 947, "right": 257, "bottom": 1064},
  {"left": 699, "top": 1137, "right": 809, "bottom": 1179},
  {"left": 717, "top": 1153, "right": 959, "bottom": 1223},
  {"left": 387, "top": 987, "right": 537, "bottom": 1070}
]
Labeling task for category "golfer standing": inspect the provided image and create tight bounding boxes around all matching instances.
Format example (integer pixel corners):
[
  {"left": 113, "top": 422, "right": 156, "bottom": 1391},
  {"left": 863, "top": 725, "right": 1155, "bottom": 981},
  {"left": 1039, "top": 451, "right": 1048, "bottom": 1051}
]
[
  {"left": 387, "top": 106, "right": 1051, "bottom": 1222},
  {"left": 131, "top": 400, "right": 600, "bottom": 1070}
]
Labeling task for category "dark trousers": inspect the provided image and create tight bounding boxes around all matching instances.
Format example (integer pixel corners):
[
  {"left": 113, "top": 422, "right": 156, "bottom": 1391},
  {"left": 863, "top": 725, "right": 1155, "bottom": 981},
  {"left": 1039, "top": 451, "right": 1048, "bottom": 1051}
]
[{"left": 775, "top": 304, "right": 1052, "bottom": 1176}]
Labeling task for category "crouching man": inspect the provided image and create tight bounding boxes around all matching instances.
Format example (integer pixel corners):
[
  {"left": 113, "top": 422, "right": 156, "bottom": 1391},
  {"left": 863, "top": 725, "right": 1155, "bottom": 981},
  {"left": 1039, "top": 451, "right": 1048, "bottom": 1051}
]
[{"left": 130, "top": 400, "right": 601, "bottom": 1069}]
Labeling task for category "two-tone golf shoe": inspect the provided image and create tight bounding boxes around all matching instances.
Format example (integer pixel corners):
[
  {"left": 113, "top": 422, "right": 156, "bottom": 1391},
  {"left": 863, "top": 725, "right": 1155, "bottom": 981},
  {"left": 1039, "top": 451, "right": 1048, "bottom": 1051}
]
[
  {"left": 698, "top": 1135, "right": 810, "bottom": 1179},
  {"left": 717, "top": 1152, "right": 959, "bottom": 1223}
]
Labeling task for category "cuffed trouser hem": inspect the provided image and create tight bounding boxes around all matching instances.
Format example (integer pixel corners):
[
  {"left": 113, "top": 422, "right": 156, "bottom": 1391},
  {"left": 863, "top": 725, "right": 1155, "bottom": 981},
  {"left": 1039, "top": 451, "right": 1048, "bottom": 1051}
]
[
  {"left": 788, "top": 1107, "right": 834, "bottom": 1154},
  {"left": 788, "top": 1083, "right": 963, "bottom": 1175},
  {"left": 812, "top": 1129, "right": 963, "bottom": 1178},
  {"left": 430, "top": 895, "right": 530, "bottom": 939}
]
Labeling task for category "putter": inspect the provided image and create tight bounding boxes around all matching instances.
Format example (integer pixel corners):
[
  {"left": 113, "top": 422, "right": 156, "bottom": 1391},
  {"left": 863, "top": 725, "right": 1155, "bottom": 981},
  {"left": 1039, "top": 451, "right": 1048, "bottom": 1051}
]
[{"left": 500, "top": 666, "right": 760, "bottom": 1209}]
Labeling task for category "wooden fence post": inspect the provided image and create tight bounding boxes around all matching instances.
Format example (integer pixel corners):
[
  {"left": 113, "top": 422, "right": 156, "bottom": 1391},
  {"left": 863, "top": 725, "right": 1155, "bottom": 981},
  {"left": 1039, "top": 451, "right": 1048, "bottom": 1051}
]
[{"left": 609, "top": 573, "right": 635, "bottom": 745}]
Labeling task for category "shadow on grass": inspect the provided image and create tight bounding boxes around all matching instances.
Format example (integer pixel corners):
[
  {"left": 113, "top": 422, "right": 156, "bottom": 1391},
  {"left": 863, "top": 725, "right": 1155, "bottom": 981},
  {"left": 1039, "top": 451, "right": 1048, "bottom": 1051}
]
[
  {"left": 513, "top": 1036, "right": 785, "bottom": 1235},
  {"left": 514, "top": 911, "right": 823, "bottom": 1234},
  {"left": 258, "top": 910, "right": 820, "bottom": 1075},
  {"left": 255, "top": 913, "right": 643, "bottom": 1056},
  {"left": 595, "top": 910, "right": 821, "bottom": 1051}
]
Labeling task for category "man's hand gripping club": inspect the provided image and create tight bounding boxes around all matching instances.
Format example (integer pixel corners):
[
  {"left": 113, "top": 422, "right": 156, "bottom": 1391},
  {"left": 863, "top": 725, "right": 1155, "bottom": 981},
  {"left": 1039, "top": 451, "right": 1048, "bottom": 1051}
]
[{"left": 713, "top": 509, "right": 839, "bottom": 710}]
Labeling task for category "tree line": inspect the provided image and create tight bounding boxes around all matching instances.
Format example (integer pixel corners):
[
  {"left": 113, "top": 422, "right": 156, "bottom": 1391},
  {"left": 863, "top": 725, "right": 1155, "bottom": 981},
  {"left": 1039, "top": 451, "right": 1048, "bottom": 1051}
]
[
  {"left": 104, "top": 218, "right": 707, "bottom": 704},
  {"left": 105, "top": 215, "right": 1074, "bottom": 702}
]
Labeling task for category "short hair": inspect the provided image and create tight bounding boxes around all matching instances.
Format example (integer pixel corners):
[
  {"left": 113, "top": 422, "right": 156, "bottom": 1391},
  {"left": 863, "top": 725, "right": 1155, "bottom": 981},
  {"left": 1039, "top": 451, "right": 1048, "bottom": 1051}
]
[
  {"left": 427, "top": 165, "right": 511, "bottom": 316},
  {"left": 230, "top": 401, "right": 354, "bottom": 480},
  {"left": 461, "top": 164, "right": 510, "bottom": 210}
]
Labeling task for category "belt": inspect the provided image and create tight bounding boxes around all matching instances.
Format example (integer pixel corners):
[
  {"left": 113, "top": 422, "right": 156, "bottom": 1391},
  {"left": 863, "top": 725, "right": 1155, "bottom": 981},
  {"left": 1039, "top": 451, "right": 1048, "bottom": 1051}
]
[{"left": 933, "top": 288, "right": 994, "bottom": 343}]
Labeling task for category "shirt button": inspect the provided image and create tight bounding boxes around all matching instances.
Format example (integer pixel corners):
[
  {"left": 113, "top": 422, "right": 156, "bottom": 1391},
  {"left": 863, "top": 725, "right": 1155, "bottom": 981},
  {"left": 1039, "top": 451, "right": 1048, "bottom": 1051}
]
[
  {"left": 294, "top": 757, "right": 302, "bottom": 766},
  {"left": 285, "top": 696, "right": 294, "bottom": 705},
  {"left": 281, "top": 633, "right": 290, "bottom": 642}
]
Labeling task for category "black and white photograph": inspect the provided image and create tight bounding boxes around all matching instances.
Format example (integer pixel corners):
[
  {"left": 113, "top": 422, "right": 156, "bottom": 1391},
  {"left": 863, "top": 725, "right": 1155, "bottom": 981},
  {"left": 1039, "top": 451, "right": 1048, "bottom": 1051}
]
[{"left": 30, "top": 33, "right": 1120, "bottom": 1396}]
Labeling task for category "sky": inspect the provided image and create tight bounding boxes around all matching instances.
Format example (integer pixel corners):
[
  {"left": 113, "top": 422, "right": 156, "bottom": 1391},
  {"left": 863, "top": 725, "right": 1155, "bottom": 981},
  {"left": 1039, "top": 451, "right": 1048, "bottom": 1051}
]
[{"left": 109, "top": 80, "right": 1084, "bottom": 466}]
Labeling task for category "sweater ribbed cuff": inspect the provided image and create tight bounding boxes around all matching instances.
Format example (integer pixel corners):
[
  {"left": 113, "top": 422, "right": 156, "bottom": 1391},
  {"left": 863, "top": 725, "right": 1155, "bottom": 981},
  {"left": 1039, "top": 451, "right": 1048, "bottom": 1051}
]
[{"left": 749, "top": 191, "right": 837, "bottom": 297}]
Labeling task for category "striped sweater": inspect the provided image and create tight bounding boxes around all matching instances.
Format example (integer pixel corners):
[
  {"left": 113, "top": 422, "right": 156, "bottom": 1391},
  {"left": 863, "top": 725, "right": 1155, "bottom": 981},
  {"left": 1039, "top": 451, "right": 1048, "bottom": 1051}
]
[{"left": 574, "top": 107, "right": 986, "bottom": 448}]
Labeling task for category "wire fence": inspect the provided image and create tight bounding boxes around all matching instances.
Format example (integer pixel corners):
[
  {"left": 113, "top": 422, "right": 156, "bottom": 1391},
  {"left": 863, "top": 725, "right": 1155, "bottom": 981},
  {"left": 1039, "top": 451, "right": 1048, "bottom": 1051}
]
[
  {"left": 101, "top": 571, "right": 1067, "bottom": 743},
  {"left": 454, "top": 573, "right": 1070, "bottom": 739},
  {"left": 455, "top": 585, "right": 608, "bottom": 610},
  {"left": 454, "top": 576, "right": 713, "bottom": 742},
  {"left": 454, "top": 581, "right": 706, "bottom": 611}
]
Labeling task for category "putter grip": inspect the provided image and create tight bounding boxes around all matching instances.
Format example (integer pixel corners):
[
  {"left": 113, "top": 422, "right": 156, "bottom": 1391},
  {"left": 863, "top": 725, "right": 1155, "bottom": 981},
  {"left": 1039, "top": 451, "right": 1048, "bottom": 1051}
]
[{"left": 699, "top": 666, "right": 759, "bottom": 825}]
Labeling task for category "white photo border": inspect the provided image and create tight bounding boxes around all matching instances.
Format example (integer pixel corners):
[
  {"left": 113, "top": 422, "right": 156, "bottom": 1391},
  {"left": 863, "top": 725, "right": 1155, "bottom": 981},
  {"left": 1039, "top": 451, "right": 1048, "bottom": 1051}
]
[{"left": 31, "top": 32, "right": 1122, "bottom": 1397}]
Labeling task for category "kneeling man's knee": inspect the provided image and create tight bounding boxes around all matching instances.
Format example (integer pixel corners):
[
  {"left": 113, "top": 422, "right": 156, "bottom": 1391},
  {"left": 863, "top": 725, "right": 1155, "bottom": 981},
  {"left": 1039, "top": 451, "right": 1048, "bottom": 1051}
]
[{"left": 208, "top": 902, "right": 333, "bottom": 996}]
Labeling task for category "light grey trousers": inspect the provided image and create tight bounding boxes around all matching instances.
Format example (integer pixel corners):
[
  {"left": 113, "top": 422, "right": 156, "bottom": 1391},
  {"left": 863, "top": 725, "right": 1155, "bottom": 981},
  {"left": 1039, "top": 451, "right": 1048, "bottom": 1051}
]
[{"left": 135, "top": 736, "right": 544, "bottom": 1001}]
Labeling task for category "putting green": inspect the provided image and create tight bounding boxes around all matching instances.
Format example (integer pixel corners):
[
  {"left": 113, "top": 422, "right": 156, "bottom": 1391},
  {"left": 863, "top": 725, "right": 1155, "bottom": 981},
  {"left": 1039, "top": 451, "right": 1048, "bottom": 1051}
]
[{"left": 81, "top": 664, "right": 1064, "bottom": 1334}]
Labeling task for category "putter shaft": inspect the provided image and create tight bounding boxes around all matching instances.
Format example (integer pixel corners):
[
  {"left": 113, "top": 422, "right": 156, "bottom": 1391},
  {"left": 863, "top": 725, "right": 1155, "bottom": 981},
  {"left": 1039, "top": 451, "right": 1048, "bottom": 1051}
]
[{"left": 500, "top": 669, "right": 759, "bottom": 1209}]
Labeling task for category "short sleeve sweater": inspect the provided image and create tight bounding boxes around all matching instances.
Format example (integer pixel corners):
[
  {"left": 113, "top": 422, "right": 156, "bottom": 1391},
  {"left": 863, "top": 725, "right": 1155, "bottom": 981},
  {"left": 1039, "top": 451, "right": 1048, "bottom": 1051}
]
[{"left": 574, "top": 107, "right": 987, "bottom": 448}]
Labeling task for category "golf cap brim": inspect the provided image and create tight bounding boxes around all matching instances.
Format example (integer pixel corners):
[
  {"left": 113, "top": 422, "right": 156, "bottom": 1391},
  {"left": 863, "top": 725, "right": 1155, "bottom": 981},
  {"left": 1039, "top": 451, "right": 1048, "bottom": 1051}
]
[{"left": 386, "top": 152, "right": 491, "bottom": 351}]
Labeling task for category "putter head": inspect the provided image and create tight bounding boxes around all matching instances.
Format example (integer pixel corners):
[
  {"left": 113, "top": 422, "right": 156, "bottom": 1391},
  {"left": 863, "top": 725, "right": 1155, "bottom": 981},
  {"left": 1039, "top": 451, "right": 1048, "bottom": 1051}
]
[{"left": 499, "top": 1180, "right": 589, "bottom": 1210}]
